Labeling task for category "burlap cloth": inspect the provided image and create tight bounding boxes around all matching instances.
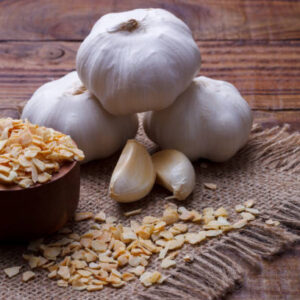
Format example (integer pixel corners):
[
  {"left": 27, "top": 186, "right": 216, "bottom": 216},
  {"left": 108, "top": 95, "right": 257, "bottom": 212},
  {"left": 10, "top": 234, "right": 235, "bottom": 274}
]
[{"left": 0, "top": 122, "right": 299, "bottom": 300}]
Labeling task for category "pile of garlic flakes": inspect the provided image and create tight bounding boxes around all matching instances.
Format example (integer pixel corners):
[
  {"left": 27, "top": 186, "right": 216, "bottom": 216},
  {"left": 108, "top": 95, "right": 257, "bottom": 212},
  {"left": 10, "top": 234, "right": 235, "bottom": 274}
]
[
  {"left": 4, "top": 199, "right": 279, "bottom": 290},
  {"left": 0, "top": 118, "right": 84, "bottom": 188}
]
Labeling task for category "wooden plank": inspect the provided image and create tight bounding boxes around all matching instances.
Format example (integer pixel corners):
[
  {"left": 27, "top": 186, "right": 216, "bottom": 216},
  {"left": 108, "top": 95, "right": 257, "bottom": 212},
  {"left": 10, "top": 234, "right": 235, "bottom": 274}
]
[
  {"left": 228, "top": 244, "right": 300, "bottom": 300},
  {"left": 0, "top": 40, "right": 299, "bottom": 110},
  {"left": 253, "top": 110, "right": 300, "bottom": 132},
  {"left": 0, "top": 0, "right": 299, "bottom": 41}
]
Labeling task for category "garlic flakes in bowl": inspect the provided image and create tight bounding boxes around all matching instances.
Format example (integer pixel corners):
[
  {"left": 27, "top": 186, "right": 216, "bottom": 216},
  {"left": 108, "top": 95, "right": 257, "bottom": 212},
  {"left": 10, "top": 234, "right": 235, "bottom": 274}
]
[{"left": 0, "top": 118, "right": 84, "bottom": 188}]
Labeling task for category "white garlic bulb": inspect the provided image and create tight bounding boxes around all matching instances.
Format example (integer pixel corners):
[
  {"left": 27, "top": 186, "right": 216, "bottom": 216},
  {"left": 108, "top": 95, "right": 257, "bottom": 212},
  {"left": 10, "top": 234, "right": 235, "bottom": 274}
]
[
  {"left": 76, "top": 8, "right": 201, "bottom": 115},
  {"left": 144, "top": 76, "right": 253, "bottom": 162},
  {"left": 21, "top": 72, "right": 138, "bottom": 163}
]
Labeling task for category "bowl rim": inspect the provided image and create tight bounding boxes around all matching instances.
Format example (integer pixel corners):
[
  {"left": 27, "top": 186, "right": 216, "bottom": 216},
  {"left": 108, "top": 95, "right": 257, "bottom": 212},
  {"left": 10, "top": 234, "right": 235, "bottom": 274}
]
[{"left": 0, "top": 160, "right": 78, "bottom": 192}]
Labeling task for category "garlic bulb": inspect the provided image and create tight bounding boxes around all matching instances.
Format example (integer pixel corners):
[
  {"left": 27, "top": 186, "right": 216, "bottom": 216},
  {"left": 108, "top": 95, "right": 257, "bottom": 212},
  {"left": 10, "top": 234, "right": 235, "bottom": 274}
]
[
  {"left": 21, "top": 72, "right": 138, "bottom": 163},
  {"left": 152, "top": 150, "right": 195, "bottom": 200},
  {"left": 109, "top": 140, "right": 155, "bottom": 202},
  {"left": 76, "top": 8, "right": 201, "bottom": 115},
  {"left": 144, "top": 76, "right": 253, "bottom": 162}
]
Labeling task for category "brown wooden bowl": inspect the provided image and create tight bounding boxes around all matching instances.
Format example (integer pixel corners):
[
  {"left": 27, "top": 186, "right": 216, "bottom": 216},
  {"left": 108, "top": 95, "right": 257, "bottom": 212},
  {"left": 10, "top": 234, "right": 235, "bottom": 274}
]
[{"left": 0, "top": 161, "right": 80, "bottom": 241}]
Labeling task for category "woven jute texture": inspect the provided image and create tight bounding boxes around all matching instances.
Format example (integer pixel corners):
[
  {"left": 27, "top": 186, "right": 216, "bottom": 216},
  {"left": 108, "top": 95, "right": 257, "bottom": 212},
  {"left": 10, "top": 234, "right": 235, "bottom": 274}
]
[{"left": 0, "top": 123, "right": 300, "bottom": 300}]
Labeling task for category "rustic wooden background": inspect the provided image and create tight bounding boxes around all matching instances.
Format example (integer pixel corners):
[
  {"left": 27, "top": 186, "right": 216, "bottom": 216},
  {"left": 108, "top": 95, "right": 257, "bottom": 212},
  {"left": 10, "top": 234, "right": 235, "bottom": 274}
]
[{"left": 0, "top": 0, "right": 299, "bottom": 298}]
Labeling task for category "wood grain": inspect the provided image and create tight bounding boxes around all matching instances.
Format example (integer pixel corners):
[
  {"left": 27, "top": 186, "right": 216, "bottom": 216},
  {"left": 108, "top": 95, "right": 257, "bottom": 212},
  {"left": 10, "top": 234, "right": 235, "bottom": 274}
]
[
  {"left": 0, "top": 0, "right": 299, "bottom": 299},
  {"left": 0, "top": 0, "right": 299, "bottom": 41},
  {"left": 0, "top": 40, "right": 299, "bottom": 110},
  {"left": 228, "top": 244, "right": 300, "bottom": 300}
]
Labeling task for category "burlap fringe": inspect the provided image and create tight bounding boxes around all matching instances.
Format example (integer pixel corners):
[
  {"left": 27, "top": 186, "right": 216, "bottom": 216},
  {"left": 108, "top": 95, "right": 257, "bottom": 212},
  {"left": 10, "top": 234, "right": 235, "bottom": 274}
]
[
  {"left": 242, "top": 124, "right": 300, "bottom": 174},
  {"left": 138, "top": 125, "right": 300, "bottom": 300}
]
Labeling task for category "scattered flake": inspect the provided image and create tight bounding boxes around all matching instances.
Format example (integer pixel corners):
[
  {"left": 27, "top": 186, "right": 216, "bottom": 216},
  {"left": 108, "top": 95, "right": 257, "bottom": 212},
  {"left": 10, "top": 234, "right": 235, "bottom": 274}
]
[
  {"left": 22, "top": 271, "right": 35, "bottom": 282},
  {"left": 129, "top": 266, "right": 145, "bottom": 276},
  {"left": 57, "top": 266, "right": 70, "bottom": 280},
  {"left": 4, "top": 266, "right": 22, "bottom": 278},
  {"left": 241, "top": 212, "right": 255, "bottom": 221},
  {"left": 43, "top": 247, "right": 61, "bottom": 260},
  {"left": 235, "top": 204, "right": 245, "bottom": 213},
  {"left": 124, "top": 208, "right": 142, "bottom": 217},
  {"left": 178, "top": 207, "right": 194, "bottom": 221},
  {"left": 161, "top": 258, "right": 176, "bottom": 269},
  {"left": 167, "top": 251, "right": 179, "bottom": 260},
  {"left": 122, "top": 272, "right": 135, "bottom": 282},
  {"left": 15, "top": 197, "right": 260, "bottom": 291},
  {"left": 140, "top": 271, "right": 162, "bottom": 287},
  {"left": 48, "top": 270, "right": 57, "bottom": 279},
  {"left": 158, "top": 245, "right": 169, "bottom": 260},
  {"left": 204, "top": 183, "right": 217, "bottom": 190},
  {"left": 191, "top": 210, "right": 202, "bottom": 223},
  {"left": 153, "top": 221, "right": 166, "bottom": 232},
  {"left": 27, "top": 256, "right": 40, "bottom": 269},
  {"left": 214, "top": 207, "right": 228, "bottom": 217},
  {"left": 159, "top": 230, "right": 173, "bottom": 240},
  {"left": 185, "top": 232, "right": 206, "bottom": 244},
  {"left": 94, "top": 211, "right": 106, "bottom": 222},
  {"left": 57, "top": 279, "right": 68, "bottom": 287},
  {"left": 74, "top": 212, "right": 94, "bottom": 222},
  {"left": 244, "top": 199, "right": 255, "bottom": 208},
  {"left": 91, "top": 240, "right": 107, "bottom": 252},
  {"left": 265, "top": 219, "right": 280, "bottom": 226},
  {"left": 87, "top": 284, "right": 103, "bottom": 291},
  {"left": 205, "top": 230, "right": 223, "bottom": 237},
  {"left": 245, "top": 208, "right": 260, "bottom": 215},
  {"left": 128, "top": 256, "right": 141, "bottom": 267},
  {"left": 143, "top": 216, "right": 159, "bottom": 224},
  {"left": 162, "top": 206, "right": 179, "bottom": 225},
  {"left": 183, "top": 255, "right": 194, "bottom": 263},
  {"left": 77, "top": 269, "right": 92, "bottom": 277},
  {"left": 232, "top": 219, "right": 248, "bottom": 229},
  {"left": 68, "top": 233, "right": 81, "bottom": 241},
  {"left": 217, "top": 216, "right": 230, "bottom": 226},
  {"left": 169, "top": 223, "right": 188, "bottom": 235}
]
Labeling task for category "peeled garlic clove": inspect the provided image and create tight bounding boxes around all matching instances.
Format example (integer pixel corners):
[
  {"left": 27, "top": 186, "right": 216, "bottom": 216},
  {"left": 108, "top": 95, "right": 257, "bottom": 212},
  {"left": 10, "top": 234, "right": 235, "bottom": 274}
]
[
  {"left": 109, "top": 140, "right": 155, "bottom": 203},
  {"left": 152, "top": 149, "right": 195, "bottom": 200}
]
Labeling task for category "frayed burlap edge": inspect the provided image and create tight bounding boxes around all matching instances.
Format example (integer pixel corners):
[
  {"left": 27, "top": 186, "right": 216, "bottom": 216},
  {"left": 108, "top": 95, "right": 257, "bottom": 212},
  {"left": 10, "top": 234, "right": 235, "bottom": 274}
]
[{"left": 137, "top": 124, "right": 300, "bottom": 300}]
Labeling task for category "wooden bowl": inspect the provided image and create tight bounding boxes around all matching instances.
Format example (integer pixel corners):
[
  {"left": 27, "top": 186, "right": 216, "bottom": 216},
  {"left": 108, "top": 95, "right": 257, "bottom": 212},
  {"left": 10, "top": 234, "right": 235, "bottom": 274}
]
[{"left": 0, "top": 161, "right": 80, "bottom": 241}]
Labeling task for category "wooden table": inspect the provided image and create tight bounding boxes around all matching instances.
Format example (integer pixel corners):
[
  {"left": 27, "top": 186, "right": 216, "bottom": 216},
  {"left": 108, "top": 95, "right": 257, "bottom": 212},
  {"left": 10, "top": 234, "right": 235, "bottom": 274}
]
[{"left": 0, "top": 1, "right": 299, "bottom": 298}]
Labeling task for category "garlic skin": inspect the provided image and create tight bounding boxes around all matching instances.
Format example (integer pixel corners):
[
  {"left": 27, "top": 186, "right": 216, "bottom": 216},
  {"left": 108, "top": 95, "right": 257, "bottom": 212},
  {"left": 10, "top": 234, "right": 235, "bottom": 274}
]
[
  {"left": 109, "top": 140, "right": 155, "bottom": 203},
  {"left": 152, "top": 150, "right": 195, "bottom": 200},
  {"left": 144, "top": 76, "right": 253, "bottom": 162},
  {"left": 21, "top": 72, "right": 138, "bottom": 163},
  {"left": 76, "top": 8, "right": 201, "bottom": 115}
]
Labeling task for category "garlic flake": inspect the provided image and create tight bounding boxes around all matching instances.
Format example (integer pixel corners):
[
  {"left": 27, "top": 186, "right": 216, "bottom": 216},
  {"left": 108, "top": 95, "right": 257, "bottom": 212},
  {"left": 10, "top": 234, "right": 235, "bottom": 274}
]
[
  {"left": 109, "top": 140, "right": 155, "bottom": 202},
  {"left": 76, "top": 8, "right": 201, "bottom": 115},
  {"left": 144, "top": 76, "right": 253, "bottom": 162},
  {"left": 152, "top": 150, "right": 195, "bottom": 200},
  {"left": 21, "top": 72, "right": 138, "bottom": 163}
]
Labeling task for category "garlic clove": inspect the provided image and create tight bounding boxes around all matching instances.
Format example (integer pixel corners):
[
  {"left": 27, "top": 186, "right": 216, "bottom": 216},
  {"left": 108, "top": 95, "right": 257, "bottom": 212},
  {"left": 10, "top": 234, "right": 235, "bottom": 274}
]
[
  {"left": 109, "top": 140, "right": 155, "bottom": 203},
  {"left": 152, "top": 149, "right": 195, "bottom": 201}
]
